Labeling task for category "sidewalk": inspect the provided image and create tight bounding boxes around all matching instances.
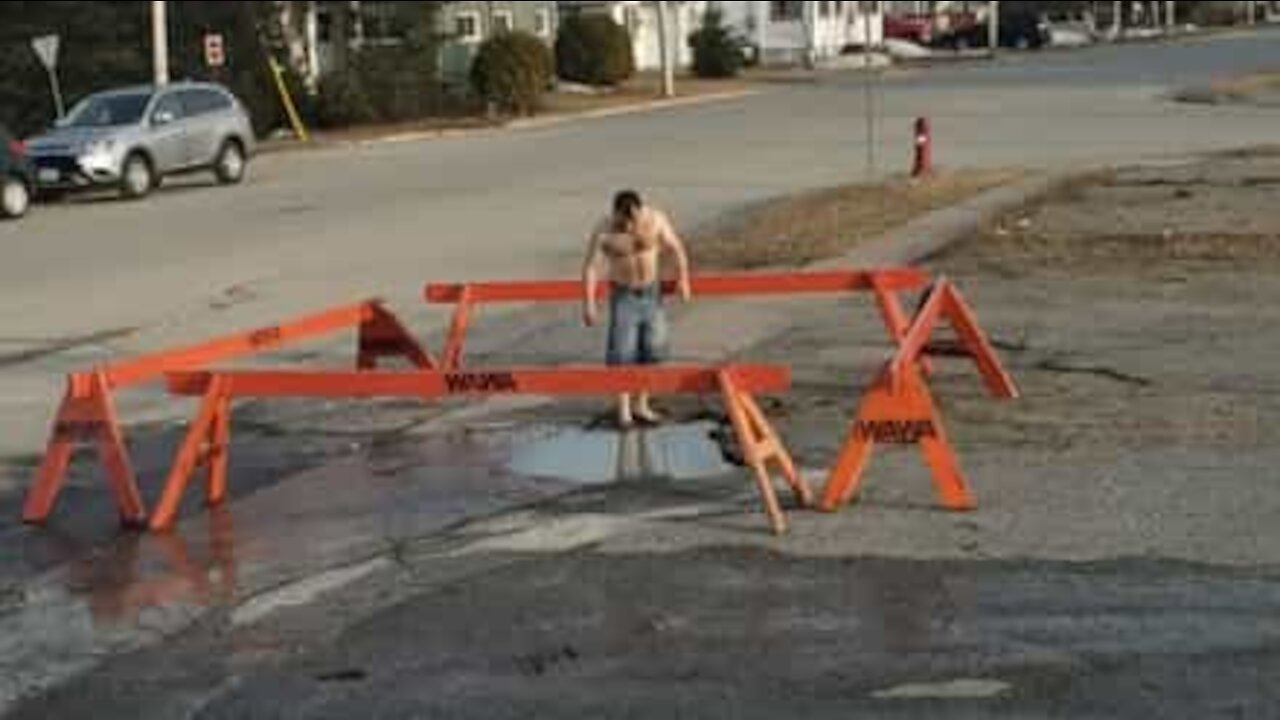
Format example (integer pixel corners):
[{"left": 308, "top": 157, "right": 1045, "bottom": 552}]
[{"left": 260, "top": 77, "right": 760, "bottom": 154}]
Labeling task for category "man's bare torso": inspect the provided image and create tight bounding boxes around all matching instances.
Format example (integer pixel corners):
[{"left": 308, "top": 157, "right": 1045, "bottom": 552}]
[{"left": 594, "top": 207, "right": 669, "bottom": 288}]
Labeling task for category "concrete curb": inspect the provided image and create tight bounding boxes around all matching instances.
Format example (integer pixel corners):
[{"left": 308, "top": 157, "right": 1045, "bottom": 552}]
[
  {"left": 838, "top": 172, "right": 1068, "bottom": 267},
  {"left": 256, "top": 89, "right": 762, "bottom": 156},
  {"left": 357, "top": 89, "right": 761, "bottom": 148}
]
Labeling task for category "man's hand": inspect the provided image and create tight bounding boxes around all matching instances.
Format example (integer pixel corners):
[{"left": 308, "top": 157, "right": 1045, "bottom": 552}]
[
  {"left": 678, "top": 280, "right": 692, "bottom": 303},
  {"left": 583, "top": 303, "right": 599, "bottom": 327}
]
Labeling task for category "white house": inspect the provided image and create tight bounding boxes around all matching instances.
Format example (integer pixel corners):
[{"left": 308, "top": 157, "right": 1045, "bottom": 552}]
[
  {"left": 560, "top": 1, "right": 710, "bottom": 71},
  {"left": 716, "top": 1, "right": 885, "bottom": 66}
]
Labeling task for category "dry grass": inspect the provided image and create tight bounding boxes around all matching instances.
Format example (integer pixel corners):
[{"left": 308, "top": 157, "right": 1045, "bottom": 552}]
[
  {"left": 688, "top": 169, "right": 1024, "bottom": 270},
  {"left": 1213, "top": 71, "right": 1280, "bottom": 100}
]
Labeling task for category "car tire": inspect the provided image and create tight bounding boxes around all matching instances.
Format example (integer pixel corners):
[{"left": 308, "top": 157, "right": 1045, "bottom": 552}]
[
  {"left": 214, "top": 140, "right": 246, "bottom": 185},
  {"left": 1, "top": 176, "right": 30, "bottom": 219},
  {"left": 120, "top": 152, "right": 154, "bottom": 199}
]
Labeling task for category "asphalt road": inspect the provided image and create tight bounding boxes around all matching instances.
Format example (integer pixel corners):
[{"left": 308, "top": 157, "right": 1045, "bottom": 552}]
[
  {"left": 4, "top": 30, "right": 1280, "bottom": 719},
  {"left": 1, "top": 29, "right": 1279, "bottom": 463}
]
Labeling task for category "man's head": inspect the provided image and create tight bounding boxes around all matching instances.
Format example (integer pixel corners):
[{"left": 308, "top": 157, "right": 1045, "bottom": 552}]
[{"left": 612, "top": 189, "right": 643, "bottom": 232}]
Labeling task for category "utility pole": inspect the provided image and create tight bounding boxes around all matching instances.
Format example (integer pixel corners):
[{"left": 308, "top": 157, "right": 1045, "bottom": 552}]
[
  {"left": 1113, "top": 0, "right": 1122, "bottom": 37},
  {"left": 863, "top": 3, "right": 876, "bottom": 176},
  {"left": 152, "top": 0, "right": 169, "bottom": 86},
  {"left": 988, "top": 0, "right": 1000, "bottom": 54},
  {"left": 802, "top": 0, "right": 816, "bottom": 69},
  {"left": 1167, "top": 0, "right": 1176, "bottom": 30},
  {"left": 656, "top": 1, "right": 675, "bottom": 98}
]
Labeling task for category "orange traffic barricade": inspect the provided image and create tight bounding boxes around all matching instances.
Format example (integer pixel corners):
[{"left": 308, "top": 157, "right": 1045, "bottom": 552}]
[
  {"left": 22, "top": 268, "right": 1020, "bottom": 539},
  {"left": 820, "top": 278, "right": 1019, "bottom": 512},
  {"left": 23, "top": 300, "right": 431, "bottom": 528},
  {"left": 156, "top": 364, "right": 807, "bottom": 535},
  {"left": 424, "top": 269, "right": 933, "bottom": 370}
]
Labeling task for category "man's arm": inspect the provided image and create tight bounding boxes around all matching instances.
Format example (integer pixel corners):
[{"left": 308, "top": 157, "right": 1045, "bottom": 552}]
[
  {"left": 659, "top": 212, "right": 692, "bottom": 302},
  {"left": 582, "top": 225, "right": 605, "bottom": 326}
]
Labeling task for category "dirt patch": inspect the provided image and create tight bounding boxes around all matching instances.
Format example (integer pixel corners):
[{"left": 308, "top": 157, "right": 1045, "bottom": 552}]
[
  {"left": 1172, "top": 70, "right": 1280, "bottom": 107},
  {"left": 951, "top": 160, "right": 1280, "bottom": 273},
  {"left": 688, "top": 169, "right": 1024, "bottom": 269}
]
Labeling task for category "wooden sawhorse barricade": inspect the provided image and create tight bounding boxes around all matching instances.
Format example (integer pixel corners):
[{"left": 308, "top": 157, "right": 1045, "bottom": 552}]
[
  {"left": 157, "top": 364, "right": 809, "bottom": 534},
  {"left": 22, "top": 300, "right": 431, "bottom": 528},
  {"left": 423, "top": 269, "right": 933, "bottom": 370},
  {"left": 821, "top": 278, "right": 1020, "bottom": 512},
  {"left": 21, "top": 269, "right": 1018, "bottom": 537}
]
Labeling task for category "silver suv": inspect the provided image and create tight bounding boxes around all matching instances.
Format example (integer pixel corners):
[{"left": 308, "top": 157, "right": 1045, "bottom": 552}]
[{"left": 26, "top": 82, "right": 255, "bottom": 200}]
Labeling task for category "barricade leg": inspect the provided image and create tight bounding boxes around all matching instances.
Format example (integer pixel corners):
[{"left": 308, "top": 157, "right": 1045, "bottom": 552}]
[
  {"left": 205, "top": 391, "right": 232, "bottom": 506},
  {"left": 357, "top": 302, "right": 436, "bottom": 370},
  {"left": 23, "top": 371, "right": 146, "bottom": 527},
  {"left": 441, "top": 288, "right": 474, "bottom": 370},
  {"left": 820, "top": 365, "right": 975, "bottom": 512},
  {"left": 718, "top": 368, "right": 811, "bottom": 534},
  {"left": 939, "top": 283, "right": 1019, "bottom": 399},
  {"left": 150, "top": 377, "right": 231, "bottom": 532},
  {"left": 871, "top": 276, "right": 933, "bottom": 376}
]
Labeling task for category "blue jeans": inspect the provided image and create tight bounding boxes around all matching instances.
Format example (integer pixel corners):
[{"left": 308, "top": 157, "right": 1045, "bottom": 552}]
[{"left": 606, "top": 283, "right": 668, "bottom": 365}]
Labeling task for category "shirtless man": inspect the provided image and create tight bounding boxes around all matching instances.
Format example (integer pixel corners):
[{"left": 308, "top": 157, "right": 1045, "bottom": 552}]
[{"left": 582, "top": 189, "right": 692, "bottom": 429}]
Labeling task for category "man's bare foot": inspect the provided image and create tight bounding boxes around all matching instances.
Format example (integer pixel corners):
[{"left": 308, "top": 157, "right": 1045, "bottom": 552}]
[
  {"left": 617, "top": 412, "right": 636, "bottom": 431},
  {"left": 634, "top": 407, "right": 664, "bottom": 426}
]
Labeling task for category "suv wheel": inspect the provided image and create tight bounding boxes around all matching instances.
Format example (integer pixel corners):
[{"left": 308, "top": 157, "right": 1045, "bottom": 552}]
[
  {"left": 120, "top": 153, "right": 154, "bottom": 199},
  {"left": 214, "top": 140, "right": 246, "bottom": 185},
  {"left": 1, "top": 177, "right": 30, "bottom": 219}
]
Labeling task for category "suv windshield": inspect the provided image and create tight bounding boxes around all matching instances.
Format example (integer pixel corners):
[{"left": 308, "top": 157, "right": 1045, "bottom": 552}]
[{"left": 64, "top": 92, "right": 153, "bottom": 128}]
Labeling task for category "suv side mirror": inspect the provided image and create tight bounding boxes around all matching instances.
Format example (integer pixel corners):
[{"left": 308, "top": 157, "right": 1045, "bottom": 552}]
[{"left": 152, "top": 109, "right": 176, "bottom": 126}]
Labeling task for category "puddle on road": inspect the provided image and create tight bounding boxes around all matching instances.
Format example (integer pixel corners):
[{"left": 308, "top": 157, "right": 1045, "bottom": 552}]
[{"left": 506, "top": 421, "right": 734, "bottom": 486}]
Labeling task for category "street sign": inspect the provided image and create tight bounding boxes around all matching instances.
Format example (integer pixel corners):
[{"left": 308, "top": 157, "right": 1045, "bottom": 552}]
[
  {"left": 31, "top": 34, "right": 59, "bottom": 71},
  {"left": 30, "top": 35, "right": 64, "bottom": 118},
  {"left": 204, "top": 33, "right": 225, "bottom": 68}
]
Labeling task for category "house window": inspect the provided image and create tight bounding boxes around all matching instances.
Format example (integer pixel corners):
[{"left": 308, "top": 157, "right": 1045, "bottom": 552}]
[
  {"left": 360, "top": 1, "right": 410, "bottom": 44},
  {"left": 535, "top": 7, "right": 552, "bottom": 37},
  {"left": 455, "top": 11, "right": 482, "bottom": 43},
  {"left": 317, "top": 8, "right": 332, "bottom": 42},
  {"left": 492, "top": 10, "right": 514, "bottom": 35},
  {"left": 770, "top": 1, "right": 803, "bottom": 22}
]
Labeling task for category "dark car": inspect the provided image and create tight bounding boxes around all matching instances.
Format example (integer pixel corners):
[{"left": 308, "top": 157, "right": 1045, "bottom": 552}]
[
  {"left": 934, "top": 10, "right": 1049, "bottom": 50},
  {"left": 1, "top": 125, "right": 34, "bottom": 219}
]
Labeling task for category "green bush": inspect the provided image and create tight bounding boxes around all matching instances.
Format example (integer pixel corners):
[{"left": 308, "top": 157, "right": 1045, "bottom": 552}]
[
  {"left": 470, "top": 31, "right": 553, "bottom": 116},
  {"left": 315, "top": 45, "right": 442, "bottom": 127},
  {"left": 555, "top": 14, "right": 634, "bottom": 86},
  {"left": 688, "top": 8, "right": 744, "bottom": 79}
]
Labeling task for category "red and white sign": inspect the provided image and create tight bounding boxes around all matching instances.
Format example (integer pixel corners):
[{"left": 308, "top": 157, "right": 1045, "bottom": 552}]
[{"left": 204, "top": 33, "right": 225, "bottom": 68}]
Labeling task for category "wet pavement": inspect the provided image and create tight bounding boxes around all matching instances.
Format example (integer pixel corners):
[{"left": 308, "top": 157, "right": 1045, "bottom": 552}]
[
  {"left": 0, "top": 414, "right": 747, "bottom": 714},
  {"left": 9, "top": 547, "right": 1280, "bottom": 719}
]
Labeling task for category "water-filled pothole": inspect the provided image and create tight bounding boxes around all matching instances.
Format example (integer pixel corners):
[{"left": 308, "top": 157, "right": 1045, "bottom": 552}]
[{"left": 506, "top": 421, "right": 734, "bottom": 486}]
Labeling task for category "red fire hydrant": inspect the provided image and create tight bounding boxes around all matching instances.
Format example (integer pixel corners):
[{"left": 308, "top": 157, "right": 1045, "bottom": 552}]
[{"left": 912, "top": 117, "right": 932, "bottom": 178}]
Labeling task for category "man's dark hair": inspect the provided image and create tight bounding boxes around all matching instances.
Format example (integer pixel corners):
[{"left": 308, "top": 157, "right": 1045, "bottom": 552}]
[{"left": 613, "top": 189, "right": 642, "bottom": 221}]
